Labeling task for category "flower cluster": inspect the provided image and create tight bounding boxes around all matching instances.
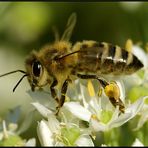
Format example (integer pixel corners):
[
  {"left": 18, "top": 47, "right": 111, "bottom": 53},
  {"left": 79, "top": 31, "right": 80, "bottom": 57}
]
[{"left": 0, "top": 109, "right": 36, "bottom": 146}]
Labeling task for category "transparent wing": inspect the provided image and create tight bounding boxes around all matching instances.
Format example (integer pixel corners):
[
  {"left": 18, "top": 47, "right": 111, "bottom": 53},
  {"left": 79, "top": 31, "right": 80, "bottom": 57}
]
[
  {"left": 61, "top": 12, "right": 77, "bottom": 41},
  {"left": 52, "top": 26, "right": 60, "bottom": 42}
]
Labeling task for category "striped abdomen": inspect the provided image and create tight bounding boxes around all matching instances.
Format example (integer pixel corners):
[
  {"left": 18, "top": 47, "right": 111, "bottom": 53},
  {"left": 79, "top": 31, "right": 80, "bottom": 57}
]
[{"left": 75, "top": 41, "right": 143, "bottom": 75}]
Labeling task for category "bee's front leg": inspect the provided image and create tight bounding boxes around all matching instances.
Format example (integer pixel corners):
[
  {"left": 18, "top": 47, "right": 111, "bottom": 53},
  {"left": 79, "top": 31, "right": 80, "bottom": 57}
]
[
  {"left": 55, "top": 78, "right": 71, "bottom": 115},
  {"left": 77, "top": 74, "right": 125, "bottom": 113},
  {"left": 50, "top": 78, "right": 59, "bottom": 105}
]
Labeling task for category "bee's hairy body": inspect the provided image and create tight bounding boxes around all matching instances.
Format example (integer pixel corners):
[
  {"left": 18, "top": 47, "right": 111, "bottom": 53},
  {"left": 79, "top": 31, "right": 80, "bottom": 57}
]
[
  {"left": 25, "top": 40, "right": 143, "bottom": 90},
  {"left": 73, "top": 40, "right": 143, "bottom": 75}
]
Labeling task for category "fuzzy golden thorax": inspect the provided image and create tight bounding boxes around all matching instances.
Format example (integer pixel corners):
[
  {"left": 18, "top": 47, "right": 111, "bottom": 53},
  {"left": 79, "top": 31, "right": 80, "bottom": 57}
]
[{"left": 25, "top": 41, "right": 77, "bottom": 90}]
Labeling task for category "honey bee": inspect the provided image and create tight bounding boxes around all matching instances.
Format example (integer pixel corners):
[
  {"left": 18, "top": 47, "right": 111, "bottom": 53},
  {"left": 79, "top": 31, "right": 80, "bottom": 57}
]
[{"left": 0, "top": 13, "right": 143, "bottom": 115}]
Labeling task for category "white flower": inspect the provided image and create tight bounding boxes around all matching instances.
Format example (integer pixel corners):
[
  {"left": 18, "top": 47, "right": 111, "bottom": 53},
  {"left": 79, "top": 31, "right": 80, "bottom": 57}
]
[
  {"left": 75, "top": 134, "right": 94, "bottom": 146},
  {"left": 32, "top": 102, "right": 94, "bottom": 146},
  {"left": 64, "top": 82, "right": 147, "bottom": 132},
  {"left": 37, "top": 120, "right": 53, "bottom": 146},
  {"left": 63, "top": 102, "right": 92, "bottom": 122},
  {"left": 24, "top": 138, "right": 36, "bottom": 147},
  {"left": 132, "top": 138, "right": 144, "bottom": 147}
]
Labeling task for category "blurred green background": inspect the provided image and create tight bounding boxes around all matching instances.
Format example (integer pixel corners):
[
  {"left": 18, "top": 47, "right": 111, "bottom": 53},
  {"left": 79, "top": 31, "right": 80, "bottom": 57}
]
[{"left": 0, "top": 2, "right": 148, "bottom": 146}]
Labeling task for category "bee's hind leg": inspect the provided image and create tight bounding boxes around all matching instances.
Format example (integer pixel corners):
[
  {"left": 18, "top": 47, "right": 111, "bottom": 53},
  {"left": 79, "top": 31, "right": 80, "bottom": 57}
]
[
  {"left": 77, "top": 74, "right": 109, "bottom": 88},
  {"left": 77, "top": 74, "right": 125, "bottom": 113}
]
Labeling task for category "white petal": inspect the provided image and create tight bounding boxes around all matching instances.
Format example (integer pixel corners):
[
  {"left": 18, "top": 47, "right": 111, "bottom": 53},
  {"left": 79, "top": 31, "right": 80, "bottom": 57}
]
[
  {"left": 75, "top": 134, "right": 94, "bottom": 146},
  {"left": 125, "top": 96, "right": 147, "bottom": 115},
  {"left": 27, "top": 89, "right": 56, "bottom": 111},
  {"left": 108, "top": 107, "right": 120, "bottom": 123},
  {"left": 134, "top": 108, "right": 148, "bottom": 131},
  {"left": 80, "top": 81, "right": 101, "bottom": 114},
  {"left": 80, "top": 83, "right": 91, "bottom": 109},
  {"left": 27, "top": 89, "right": 49, "bottom": 102},
  {"left": 25, "top": 138, "right": 36, "bottom": 147},
  {"left": 132, "top": 138, "right": 144, "bottom": 146},
  {"left": 47, "top": 114, "right": 60, "bottom": 134},
  {"left": 109, "top": 96, "right": 148, "bottom": 129},
  {"left": 123, "top": 74, "right": 143, "bottom": 90},
  {"left": 116, "top": 80, "right": 125, "bottom": 103},
  {"left": 90, "top": 118, "right": 106, "bottom": 132},
  {"left": 31, "top": 102, "right": 52, "bottom": 118},
  {"left": 37, "top": 120, "right": 53, "bottom": 146},
  {"left": 108, "top": 106, "right": 131, "bottom": 129},
  {"left": 89, "top": 97, "right": 101, "bottom": 114},
  {"left": 64, "top": 102, "right": 92, "bottom": 122},
  {"left": 109, "top": 113, "right": 132, "bottom": 129}
]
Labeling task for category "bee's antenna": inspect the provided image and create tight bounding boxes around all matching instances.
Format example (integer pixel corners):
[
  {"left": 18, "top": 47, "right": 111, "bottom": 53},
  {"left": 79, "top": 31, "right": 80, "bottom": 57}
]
[
  {"left": 55, "top": 50, "right": 80, "bottom": 61},
  {"left": 13, "top": 74, "right": 28, "bottom": 92},
  {"left": 0, "top": 70, "right": 26, "bottom": 77},
  {"left": 0, "top": 70, "right": 28, "bottom": 92}
]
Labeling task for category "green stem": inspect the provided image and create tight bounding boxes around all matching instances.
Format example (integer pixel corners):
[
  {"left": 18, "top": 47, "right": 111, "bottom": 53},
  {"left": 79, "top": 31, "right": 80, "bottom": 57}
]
[{"left": 104, "top": 130, "right": 111, "bottom": 146}]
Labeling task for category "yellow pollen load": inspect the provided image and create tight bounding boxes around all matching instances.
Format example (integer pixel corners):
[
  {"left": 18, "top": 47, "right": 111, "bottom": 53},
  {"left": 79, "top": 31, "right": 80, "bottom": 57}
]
[
  {"left": 87, "top": 80, "right": 95, "bottom": 97},
  {"left": 104, "top": 82, "right": 120, "bottom": 100}
]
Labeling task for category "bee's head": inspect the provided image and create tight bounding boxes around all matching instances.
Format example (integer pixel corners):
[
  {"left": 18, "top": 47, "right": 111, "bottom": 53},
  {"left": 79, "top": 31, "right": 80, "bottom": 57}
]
[{"left": 25, "top": 51, "right": 50, "bottom": 91}]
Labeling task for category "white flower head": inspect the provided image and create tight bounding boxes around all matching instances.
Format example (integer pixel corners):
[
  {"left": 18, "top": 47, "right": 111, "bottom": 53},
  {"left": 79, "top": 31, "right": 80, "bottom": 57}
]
[{"left": 33, "top": 102, "right": 94, "bottom": 146}]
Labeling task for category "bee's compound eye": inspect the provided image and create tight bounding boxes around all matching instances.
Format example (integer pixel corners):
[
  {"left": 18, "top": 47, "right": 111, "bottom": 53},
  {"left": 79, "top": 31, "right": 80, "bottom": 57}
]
[{"left": 32, "top": 61, "right": 42, "bottom": 77}]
